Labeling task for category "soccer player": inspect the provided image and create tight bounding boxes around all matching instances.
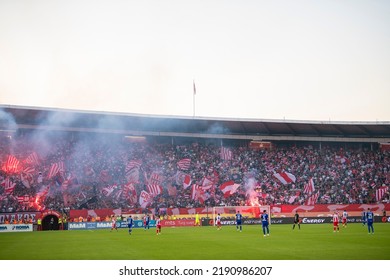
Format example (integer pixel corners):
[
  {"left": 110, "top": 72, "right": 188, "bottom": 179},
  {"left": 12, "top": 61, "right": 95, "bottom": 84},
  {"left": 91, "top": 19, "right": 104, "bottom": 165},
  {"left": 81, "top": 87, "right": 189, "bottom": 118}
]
[
  {"left": 110, "top": 215, "right": 118, "bottom": 232},
  {"left": 236, "top": 211, "right": 243, "bottom": 232},
  {"left": 261, "top": 210, "right": 270, "bottom": 237},
  {"left": 194, "top": 213, "right": 201, "bottom": 226},
  {"left": 156, "top": 216, "right": 162, "bottom": 235},
  {"left": 342, "top": 210, "right": 348, "bottom": 228},
  {"left": 361, "top": 210, "right": 366, "bottom": 226},
  {"left": 216, "top": 213, "right": 222, "bottom": 230},
  {"left": 332, "top": 211, "right": 339, "bottom": 232},
  {"left": 143, "top": 214, "right": 150, "bottom": 230},
  {"left": 366, "top": 208, "right": 374, "bottom": 234},
  {"left": 127, "top": 215, "right": 133, "bottom": 235},
  {"left": 292, "top": 211, "right": 300, "bottom": 230}
]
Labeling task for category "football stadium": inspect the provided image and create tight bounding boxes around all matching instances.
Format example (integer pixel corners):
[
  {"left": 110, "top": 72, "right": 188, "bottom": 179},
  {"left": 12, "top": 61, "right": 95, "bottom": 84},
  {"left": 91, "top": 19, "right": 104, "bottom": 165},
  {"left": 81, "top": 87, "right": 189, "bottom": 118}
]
[{"left": 1, "top": 105, "right": 389, "bottom": 260}]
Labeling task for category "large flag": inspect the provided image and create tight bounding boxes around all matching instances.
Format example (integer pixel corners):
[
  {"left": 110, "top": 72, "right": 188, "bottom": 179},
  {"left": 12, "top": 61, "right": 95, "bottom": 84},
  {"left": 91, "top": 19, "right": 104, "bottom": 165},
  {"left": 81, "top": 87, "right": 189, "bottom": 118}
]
[
  {"left": 122, "top": 183, "right": 137, "bottom": 204},
  {"left": 191, "top": 184, "right": 207, "bottom": 203},
  {"left": 273, "top": 172, "right": 296, "bottom": 185},
  {"left": 376, "top": 186, "right": 388, "bottom": 201},
  {"left": 149, "top": 171, "right": 163, "bottom": 185},
  {"left": 139, "top": 190, "right": 152, "bottom": 208},
  {"left": 303, "top": 178, "right": 315, "bottom": 194},
  {"left": 1, "top": 177, "right": 16, "bottom": 195},
  {"left": 219, "top": 180, "right": 240, "bottom": 198},
  {"left": 220, "top": 147, "right": 233, "bottom": 161},
  {"left": 47, "top": 162, "right": 65, "bottom": 179},
  {"left": 3, "top": 155, "right": 20, "bottom": 173},
  {"left": 177, "top": 158, "right": 191, "bottom": 170},
  {"left": 25, "top": 152, "right": 40, "bottom": 166},
  {"left": 102, "top": 185, "right": 117, "bottom": 197},
  {"left": 147, "top": 184, "right": 163, "bottom": 197},
  {"left": 305, "top": 192, "right": 319, "bottom": 205},
  {"left": 125, "top": 160, "right": 142, "bottom": 173},
  {"left": 175, "top": 171, "right": 192, "bottom": 189}
]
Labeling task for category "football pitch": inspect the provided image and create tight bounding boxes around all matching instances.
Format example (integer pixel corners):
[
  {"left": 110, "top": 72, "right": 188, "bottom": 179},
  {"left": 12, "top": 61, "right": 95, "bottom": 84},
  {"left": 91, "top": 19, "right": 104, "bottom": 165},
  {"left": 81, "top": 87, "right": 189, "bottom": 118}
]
[{"left": 1, "top": 223, "right": 389, "bottom": 260}]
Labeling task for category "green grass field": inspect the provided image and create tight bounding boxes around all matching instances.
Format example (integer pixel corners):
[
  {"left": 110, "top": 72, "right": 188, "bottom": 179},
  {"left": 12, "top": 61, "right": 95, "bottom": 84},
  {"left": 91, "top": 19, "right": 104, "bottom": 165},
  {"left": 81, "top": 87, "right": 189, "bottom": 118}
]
[{"left": 1, "top": 223, "right": 389, "bottom": 260}]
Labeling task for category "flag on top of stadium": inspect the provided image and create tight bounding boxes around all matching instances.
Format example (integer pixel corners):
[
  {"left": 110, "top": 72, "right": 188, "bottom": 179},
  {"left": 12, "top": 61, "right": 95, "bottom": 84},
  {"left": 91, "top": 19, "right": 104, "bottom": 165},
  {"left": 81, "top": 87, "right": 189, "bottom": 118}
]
[
  {"left": 177, "top": 158, "right": 191, "bottom": 170},
  {"left": 273, "top": 171, "right": 296, "bottom": 185},
  {"left": 303, "top": 178, "right": 315, "bottom": 194},
  {"left": 219, "top": 180, "right": 240, "bottom": 198},
  {"left": 220, "top": 147, "right": 233, "bottom": 161},
  {"left": 376, "top": 185, "right": 388, "bottom": 201}
]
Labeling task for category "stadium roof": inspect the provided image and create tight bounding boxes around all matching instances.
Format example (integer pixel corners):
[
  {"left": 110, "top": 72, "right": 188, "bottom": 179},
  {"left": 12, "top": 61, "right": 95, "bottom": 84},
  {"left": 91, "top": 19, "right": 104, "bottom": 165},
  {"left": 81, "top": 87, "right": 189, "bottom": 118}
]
[{"left": 1, "top": 104, "right": 390, "bottom": 143}]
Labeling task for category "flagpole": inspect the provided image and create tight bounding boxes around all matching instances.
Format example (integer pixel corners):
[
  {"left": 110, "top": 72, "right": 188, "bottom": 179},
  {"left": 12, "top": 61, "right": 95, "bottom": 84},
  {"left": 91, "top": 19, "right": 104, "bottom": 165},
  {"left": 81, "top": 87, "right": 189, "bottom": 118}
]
[{"left": 193, "top": 79, "right": 196, "bottom": 117}]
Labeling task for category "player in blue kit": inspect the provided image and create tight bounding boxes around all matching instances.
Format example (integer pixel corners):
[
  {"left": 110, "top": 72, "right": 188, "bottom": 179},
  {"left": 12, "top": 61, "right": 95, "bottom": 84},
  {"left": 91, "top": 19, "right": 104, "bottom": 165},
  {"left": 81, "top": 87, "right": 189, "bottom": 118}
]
[
  {"left": 236, "top": 211, "right": 243, "bottom": 232},
  {"left": 127, "top": 215, "right": 133, "bottom": 235},
  {"left": 366, "top": 208, "right": 374, "bottom": 234},
  {"left": 261, "top": 210, "right": 270, "bottom": 237},
  {"left": 361, "top": 210, "right": 366, "bottom": 226}
]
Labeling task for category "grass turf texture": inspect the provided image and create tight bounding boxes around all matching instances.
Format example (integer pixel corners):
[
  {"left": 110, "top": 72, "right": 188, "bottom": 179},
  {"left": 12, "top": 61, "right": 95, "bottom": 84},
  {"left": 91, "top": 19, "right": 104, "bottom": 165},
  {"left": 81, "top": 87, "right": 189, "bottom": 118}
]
[{"left": 1, "top": 223, "right": 389, "bottom": 260}]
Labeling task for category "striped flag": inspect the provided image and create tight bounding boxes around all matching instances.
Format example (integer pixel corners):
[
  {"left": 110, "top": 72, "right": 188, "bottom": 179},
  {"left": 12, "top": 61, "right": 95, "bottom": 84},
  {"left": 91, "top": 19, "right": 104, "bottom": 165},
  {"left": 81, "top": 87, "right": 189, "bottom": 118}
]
[
  {"left": 273, "top": 172, "right": 296, "bottom": 185},
  {"left": 3, "top": 155, "right": 20, "bottom": 173},
  {"left": 177, "top": 158, "right": 191, "bottom": 170},
  {"left": 25, "top": 152, "right": 40, "bottom": 166},
  {"left": 191, "top": 184, "right": 207, "bottom": 203},
  {"left": 147, "top": 184, "right": 163, "bottom": 197},
  {"left": 122, "top": 183, "right": 137, "bottom": 204},
  {"left": 125, "top": 160, "right": 142, "bottom": 173},
  {"left": 47, "top": 162, "right": 65, "bottom": 178},
  {"left": 376, "top": 186, "right": 388, "bottom": 201},
  {"left": 219, "top": 180, "right": 240, "bottom": 198},
  {"left": 303, "top": 178, "right": 315, "bottom": 194},
  {"left": 220, "top": 147, "right": 233, "bottom": 161},
  {"left": 1, "top": 177, "right": 16, "bottom": 195},
  {"left": 305, "top": 192, "right": 319, "bottom": 205}
]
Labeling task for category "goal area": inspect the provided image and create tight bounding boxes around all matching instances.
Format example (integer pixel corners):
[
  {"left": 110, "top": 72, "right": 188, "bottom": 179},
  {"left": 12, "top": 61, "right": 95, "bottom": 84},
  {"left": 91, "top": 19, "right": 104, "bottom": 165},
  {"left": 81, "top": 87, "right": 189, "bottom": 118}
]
[{"left": 212, "top": 205, "right": 271, "bottom": 225}]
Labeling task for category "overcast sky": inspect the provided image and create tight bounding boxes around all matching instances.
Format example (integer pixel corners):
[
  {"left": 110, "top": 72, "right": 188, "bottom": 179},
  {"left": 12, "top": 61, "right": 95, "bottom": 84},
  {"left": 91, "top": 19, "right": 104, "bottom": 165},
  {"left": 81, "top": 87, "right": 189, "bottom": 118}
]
[{"left": 0, "top": 0, "right": 389, "bottom": 122}]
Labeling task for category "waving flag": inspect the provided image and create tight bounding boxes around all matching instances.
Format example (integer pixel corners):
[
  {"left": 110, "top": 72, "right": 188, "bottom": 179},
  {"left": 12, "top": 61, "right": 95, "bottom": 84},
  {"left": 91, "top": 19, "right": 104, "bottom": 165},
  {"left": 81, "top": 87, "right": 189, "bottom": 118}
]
[
  {"left": 305, "top": 192, "right": 319, "bottom": 205},
  {"left": 175, "top": 171, "right": 192, "bottom": 189},
  {"left": 273, "top": 172, "right": 296, "bottom": 185},
  {"left": 376, "top": 186, "right": 388, "bottom": 201},
  {"left": 219, "top": 180, "right": 240, "bottom": 198},
  {"left": 102, "top": 185, "right": 117, "bottom": 197},
  {"left": 3, "top": 155, "right": 20, "bottom": 173},
  {"left": 1, "top": 177, "right": 16, "bottom": 195},
  {"left": 220, "top": 147, "right": 233, "bottom": 161},
  {"left": 125, "top": 160, "right": 142, "bottom": 173},
  {"left": 177, "top": 158, "right": 191, "bottom": 170},
  {"left": 303, "top": 178, "right": 315, "bottom": 194},
  {"left": 47, "top": 162, "right": 65, "bottom": 179},
  {"left": 147, "top": 184, "right": 163, "bottom": 197},
  {"left": 191, "top": 184, "right": 208, "bottom": 203},
  {"left": 25, "top": 152, "right": 40, "bottom": 166},
  {"left": 139, "top": 190, "right": 152, "bottom": 208},
  {"left": 122, "top": 183, "right": 137, "bottom": 204}
]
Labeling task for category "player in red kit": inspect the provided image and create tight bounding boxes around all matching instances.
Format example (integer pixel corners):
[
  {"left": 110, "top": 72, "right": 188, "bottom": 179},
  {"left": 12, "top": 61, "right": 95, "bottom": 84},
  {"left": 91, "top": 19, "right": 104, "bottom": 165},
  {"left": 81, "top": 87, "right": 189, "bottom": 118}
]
[
  {"left": 332, "top": 212, "right": 340, "bottom": 232},
  {"left": 156, "top": 216, "right": 161, "bottom": 235}
]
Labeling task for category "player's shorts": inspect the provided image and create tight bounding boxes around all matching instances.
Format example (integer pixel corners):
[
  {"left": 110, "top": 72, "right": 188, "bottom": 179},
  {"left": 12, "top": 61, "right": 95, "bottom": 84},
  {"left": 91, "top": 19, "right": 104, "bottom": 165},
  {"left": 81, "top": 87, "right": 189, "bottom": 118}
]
[
  {"left": 333, "top": 222, "right": 339, "bottom": 227},
  {"left": 236, "top": 221, "right": 242, "bottom": 225},
  {"left": 342, "top": 218, "right": 347, "bottom": 223},
  {"left": 217, "top": 221, "right": 221, "bottom": 226},
  {"left": 157, "top": 225, "right": 161, "bottom": 230}
]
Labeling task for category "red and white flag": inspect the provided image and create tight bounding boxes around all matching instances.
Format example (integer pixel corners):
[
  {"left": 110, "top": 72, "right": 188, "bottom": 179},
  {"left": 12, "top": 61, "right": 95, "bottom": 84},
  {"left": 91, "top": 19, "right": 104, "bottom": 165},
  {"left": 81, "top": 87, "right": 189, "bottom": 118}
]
[
  {"left": 102, "top": 185, "right": 117, "bottom": 197},
  {"left": 175, "top": 171, "right": 192, "bottom": 189},
  {"left": 47, "top": 162, "right": 65, "bottom": 179},
  {"left": 3, "top": 155, "right": 20, "bottom": 173},
  {"left": 376, "top": 186, "right": 388, "bottom": 201},
  {"left": 219, "top": 180, "right": 240, "bottom": 198},
  {"left": 305, "top": 192, "right": 319, "bottom": 205},
  {"left": 273, "top": 172, "right": 296, "bottom": 185},
  {"left": 1, "top": 177, "right": 16, "bottom": 195},
  {"left": 25, "top": 152, "right": 40, "bottom": 166},
  {"left": 191, "top": 184, "right": 207, "bottom": 203},
  {"left": 147, "top": 184, "right": 163, "bottom": 197},
  {"left": 303, "top": 178, "right": 315, "bottom": 194},
  {"left": 139, "top": 190, "right": 152, "bottom": 208},
  {"left": 125, "top": 160, "right": 142, "bottom": 173},
  {"left": 122, "top": 183, "right": 137, "bottom": 204},
  {"left": 220, "top": 147, "right": 233, "bottom": 161},
  {"left": 177, "top": 158, "right": 191, "bottom": 170}
]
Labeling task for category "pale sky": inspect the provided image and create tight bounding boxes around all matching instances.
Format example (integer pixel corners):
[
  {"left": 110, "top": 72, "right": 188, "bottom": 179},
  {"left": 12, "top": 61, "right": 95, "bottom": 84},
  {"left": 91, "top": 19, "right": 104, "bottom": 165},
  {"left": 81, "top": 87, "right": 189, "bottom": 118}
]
[{"left": 0, "top": 0, "right": 389, "bottom": 122}]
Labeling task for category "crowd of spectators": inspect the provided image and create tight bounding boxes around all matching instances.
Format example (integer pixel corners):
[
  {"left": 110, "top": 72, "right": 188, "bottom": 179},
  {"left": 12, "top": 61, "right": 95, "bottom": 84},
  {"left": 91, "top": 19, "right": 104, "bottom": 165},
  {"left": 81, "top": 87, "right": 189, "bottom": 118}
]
[{"left": 0, "top": 132, "right": 389, "bottom": 214}]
